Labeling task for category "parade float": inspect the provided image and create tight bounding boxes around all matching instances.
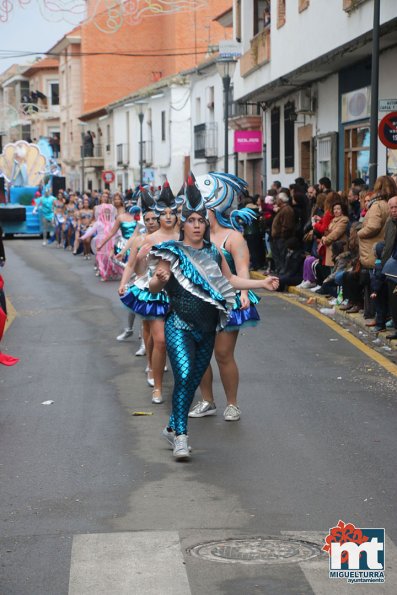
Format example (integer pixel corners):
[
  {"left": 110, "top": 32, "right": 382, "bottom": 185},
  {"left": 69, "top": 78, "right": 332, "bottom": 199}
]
[{"left": 0, "top": 139, "right": 63, "bottom": 237}]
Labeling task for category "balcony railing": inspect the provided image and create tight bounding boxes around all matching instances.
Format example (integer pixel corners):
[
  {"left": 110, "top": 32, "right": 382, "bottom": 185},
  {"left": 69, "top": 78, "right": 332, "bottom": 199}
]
[
  {"left": 240, "top": 28, "right": 271, "bottom": 78},
  {"left": 18, "top": 102, "right": 60, "bottom": 122},
  {"left": 194, "top": 122, "right": 218, "bottom": 160},
  {"left": 230, "top": 102, "right": 261, "bottom": 119},
  {"left": 140, "top": 140, "right": 153, "bottom": 165},
  {"left": 116, "top": 143, "right": 129, "bottom": 166},
  {"left": 81, "top": 144, "right": 103, "bottom": 158}
]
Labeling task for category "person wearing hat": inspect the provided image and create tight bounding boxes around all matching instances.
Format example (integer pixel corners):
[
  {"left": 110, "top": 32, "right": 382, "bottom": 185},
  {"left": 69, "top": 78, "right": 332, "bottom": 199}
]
[
  {"left": 148, "top": 176, "right": 279, "bottom": 460},
  {"left": 132, "top": 181, "right": 180, "bottom": 402},
  {"left": 188, "top": 172, "right": 261, "bottom": 423}
]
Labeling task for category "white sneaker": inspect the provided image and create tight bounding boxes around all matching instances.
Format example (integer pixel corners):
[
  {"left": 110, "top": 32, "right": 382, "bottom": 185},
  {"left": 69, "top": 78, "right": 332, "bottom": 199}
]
[
  {"left": 161, "top": 426, "right": 175, "bottom": 449},
  {"left": 310, "top": 285, "right": 322, "bottom": 292},
  {"left": 300, "top": 280, "right": 316, "bottom": 289},
  {"left": 161, "top": 427, "right": 192, "bottom": 451},
  {"left": 135, "top": 344, "right": 146, "bottom": 356},
  {"left": 117, "top": 329, "right": 134, "bottom": 341},
  {"left": 223, "top": 404, "right": 241, "bottom": 421},
  {"left": 173, "top": 434, "right": 191, "bottom": 460},
  {"left": 42, "top": 241, "right": 47, "bottom": 246},
  {"left": 188, "top": 400, "right": 217, "bottom": 418}
]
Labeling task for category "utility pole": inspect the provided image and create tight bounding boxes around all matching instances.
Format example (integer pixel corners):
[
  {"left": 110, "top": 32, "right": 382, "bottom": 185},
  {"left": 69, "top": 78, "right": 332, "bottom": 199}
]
[{"left": 369, "top": 0, "right": 380, "bottom": 188}]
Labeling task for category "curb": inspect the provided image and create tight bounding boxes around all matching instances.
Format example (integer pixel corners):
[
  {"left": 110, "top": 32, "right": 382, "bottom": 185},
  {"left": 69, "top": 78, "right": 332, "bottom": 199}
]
[{"left": 250, "top": 271, "right": 397, "bottom": 352}]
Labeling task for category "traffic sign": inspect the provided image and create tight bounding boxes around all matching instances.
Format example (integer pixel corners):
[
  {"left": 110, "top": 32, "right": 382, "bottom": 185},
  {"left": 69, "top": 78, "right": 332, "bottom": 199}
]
[
  {"left": 378, "top": 112, "right": 397, "bottom": 149},
  {"left": 101, "top": 170, "right": 115, "bottom": 183},
  {"left": 379, "top": 99, "right": 397, "bottom": 112},
  {"left": 219, "top": 40, "right": 242, "bottom": 59}
]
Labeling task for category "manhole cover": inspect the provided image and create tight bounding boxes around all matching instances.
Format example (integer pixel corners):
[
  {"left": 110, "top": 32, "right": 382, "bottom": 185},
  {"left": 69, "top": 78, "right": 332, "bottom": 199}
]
[{"left": 188, "top": 537, "right": 322, "bottom": 565}]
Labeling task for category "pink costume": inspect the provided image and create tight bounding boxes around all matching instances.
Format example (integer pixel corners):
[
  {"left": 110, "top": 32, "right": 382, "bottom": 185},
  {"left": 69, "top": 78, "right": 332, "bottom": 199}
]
[{"left": 81, "top": 204, "right": 121, "bottom": 281}]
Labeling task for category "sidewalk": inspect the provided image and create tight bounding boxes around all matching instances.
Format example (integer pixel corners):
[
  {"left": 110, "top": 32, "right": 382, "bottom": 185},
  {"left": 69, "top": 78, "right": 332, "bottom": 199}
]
[{"left": 251, "top": 271, "right": 397, "bottom": 354}]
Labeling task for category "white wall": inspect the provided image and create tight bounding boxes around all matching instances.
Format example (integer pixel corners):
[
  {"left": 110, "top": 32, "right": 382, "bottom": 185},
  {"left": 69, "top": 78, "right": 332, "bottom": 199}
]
[
  {"left": 112, "top": 82, "right": 191, "bottom": 192},
  {"left": 190, "top": 65, "right": 234, "bottom": 176},
  {"left": 234, "top": 0, "right": 397, "bottom": 101},
  {"left": 316, "top": 74, "right": 339, "bottom": 136}
]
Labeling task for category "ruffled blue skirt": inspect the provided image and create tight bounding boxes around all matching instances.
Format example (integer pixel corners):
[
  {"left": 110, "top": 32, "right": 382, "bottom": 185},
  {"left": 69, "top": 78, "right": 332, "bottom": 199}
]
[
  {"left": 224, "top": 289, "right": 260, "bottom": 332},
  {"left": 121, "top": 285, "right": 169, "bottom": 319}
]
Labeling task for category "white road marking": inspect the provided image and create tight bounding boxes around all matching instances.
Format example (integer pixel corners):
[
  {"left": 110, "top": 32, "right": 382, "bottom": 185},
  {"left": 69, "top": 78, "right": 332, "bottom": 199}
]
[{"left": 68, "top": 531, "right": 191, "bottom": 595}]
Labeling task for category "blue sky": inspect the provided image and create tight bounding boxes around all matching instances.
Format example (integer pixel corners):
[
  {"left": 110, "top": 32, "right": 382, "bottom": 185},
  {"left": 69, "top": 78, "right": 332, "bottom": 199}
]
[{"left": 0, "top": 3, "right": 81, "bottom": 75}]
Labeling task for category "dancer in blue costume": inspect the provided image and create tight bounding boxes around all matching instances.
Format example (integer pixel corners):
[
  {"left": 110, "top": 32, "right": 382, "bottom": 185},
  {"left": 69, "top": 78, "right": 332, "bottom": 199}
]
[
  {"left": 188, "top": 172, "right": 260, "bottom": 422},
  {"left": 118, "top": 188, "right": 166, "bottom": 396},
  {"left": 149, "top": 176, "right": 279, "bottom": 460},
  {"left": 97, "top": 201, "right": 141, "bottom": 341},
  {"left": 132, "top": 181, "right": 180, "bottom": 403}
]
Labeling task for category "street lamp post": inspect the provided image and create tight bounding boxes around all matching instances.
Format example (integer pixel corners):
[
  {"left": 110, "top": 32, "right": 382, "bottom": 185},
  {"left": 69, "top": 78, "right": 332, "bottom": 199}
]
[
  {"left": 216, "top": 58, "right": 237, "bottom": 174},
  {"left": 79, "top": 121, "right": 87, "bottom": 192},
  {"left": 133, "top": 100, "right": 148, "bottom": 185},
  {"left": 369, "top": 0, "right": 381, "bottom": 188}
]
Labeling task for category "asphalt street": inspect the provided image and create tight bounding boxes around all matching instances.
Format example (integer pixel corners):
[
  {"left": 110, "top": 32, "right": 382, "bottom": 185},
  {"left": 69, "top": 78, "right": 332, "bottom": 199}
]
[{"left": 1, "top": 239, "right": 396, "bottom": 595}]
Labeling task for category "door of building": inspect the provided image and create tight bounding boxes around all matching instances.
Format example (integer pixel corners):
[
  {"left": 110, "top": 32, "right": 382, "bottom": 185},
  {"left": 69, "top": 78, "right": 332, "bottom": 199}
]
[{"left": 344, "top": 123, "right": 370, "bottom": 189}]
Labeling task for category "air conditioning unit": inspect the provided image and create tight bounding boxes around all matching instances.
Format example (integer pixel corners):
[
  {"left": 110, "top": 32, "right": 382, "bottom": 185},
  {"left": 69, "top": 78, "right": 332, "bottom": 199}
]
[
  {"left": 341, "top": 87, "right": 370, "bottom": 123},
  {"left": 296, "top": 89, "right": 312, "bottom": 113}
]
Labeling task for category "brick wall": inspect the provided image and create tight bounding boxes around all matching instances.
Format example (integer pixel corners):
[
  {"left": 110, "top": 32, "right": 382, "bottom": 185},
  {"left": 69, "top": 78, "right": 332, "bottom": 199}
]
[{"left": 81, "top": 0, "right": 232, "bottom": 113}]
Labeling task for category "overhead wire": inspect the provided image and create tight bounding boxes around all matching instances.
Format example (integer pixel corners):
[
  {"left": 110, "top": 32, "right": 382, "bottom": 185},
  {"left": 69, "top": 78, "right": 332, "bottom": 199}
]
[{"left": 0, "top": 48, "right": 212, "bottom": 60}]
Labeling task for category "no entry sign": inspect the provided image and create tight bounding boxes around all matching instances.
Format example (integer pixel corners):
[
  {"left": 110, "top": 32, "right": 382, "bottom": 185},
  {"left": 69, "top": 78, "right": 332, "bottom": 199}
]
[
  {"left": 378, "top": 112, "right": 397, "bottom": 149},
  {"left": 101, "top": 170, "right": 115, "bottom": 184}
]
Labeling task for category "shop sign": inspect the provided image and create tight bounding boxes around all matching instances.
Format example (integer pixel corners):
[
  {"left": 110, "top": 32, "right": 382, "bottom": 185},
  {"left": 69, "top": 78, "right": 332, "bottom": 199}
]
[
  {"left": 234, "top": 130, "right": 262, "bottom": 153},
  {"left": 379, "top": 99, "right": 397, "bottom": 112}
]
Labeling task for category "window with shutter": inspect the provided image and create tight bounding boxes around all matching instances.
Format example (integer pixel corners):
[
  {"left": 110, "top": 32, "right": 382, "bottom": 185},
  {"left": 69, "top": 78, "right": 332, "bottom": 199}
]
[{"left": 277, "top": 0, "right": 286, "bottom": 28}]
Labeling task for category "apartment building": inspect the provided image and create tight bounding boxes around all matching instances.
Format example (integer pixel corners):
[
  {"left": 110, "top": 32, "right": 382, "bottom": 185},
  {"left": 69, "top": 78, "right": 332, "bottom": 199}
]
[
  {"left": 80, "top": 0, "right": 232, "bottom": 114},
  {"left": 0, "top": 64, "right": 31, "bottom": 146},
  {"left": 233, "top": 0, "right": 397, "bottom": 190},
  {"left": 20, "top": 59, "right": 60, "bottom": 148},
  {"left": 80, "top": 73, "right": 191, "bottom": 192},
  {"left": 49, "top": 26, "right": 82, "bottom": 190},
  {"left": 43, "top": 1, "right": 232, "bottom": 189}
]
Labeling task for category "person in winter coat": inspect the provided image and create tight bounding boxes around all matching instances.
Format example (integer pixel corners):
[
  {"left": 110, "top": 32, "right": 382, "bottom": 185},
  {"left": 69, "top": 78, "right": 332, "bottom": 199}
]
[
  {"left": 357, "top": 175, "right": 397, "bottom": 318},
  {"left": 270, "top": 193, "right": 295, "bottom": 273},
  {"left": 320, "top": 202, "right": 349, "bottom": 268}
]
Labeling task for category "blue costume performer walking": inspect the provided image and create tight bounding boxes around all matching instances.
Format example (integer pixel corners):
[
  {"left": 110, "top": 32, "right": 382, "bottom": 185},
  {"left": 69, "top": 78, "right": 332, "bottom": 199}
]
[
  {"left": 190, "top": 172, "right": 261, "bottom": 421},
  {"left": 149, "top": 175, "right": 279, "bottom": 460}
]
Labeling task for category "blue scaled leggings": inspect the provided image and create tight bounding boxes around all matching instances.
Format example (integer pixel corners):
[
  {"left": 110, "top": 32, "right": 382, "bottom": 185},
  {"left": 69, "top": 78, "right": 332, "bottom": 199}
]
[{"left": 165, "top": 314, "right": 216, "bottom": 436}]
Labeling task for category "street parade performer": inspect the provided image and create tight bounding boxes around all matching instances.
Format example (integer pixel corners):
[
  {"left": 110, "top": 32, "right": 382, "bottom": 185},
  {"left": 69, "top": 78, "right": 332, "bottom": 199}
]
[
  {"left": 148, "top": 175, "right": 279, "bottom": 461},
  {"left": 190, "top": 172, "right": 260, "bottom": 422},
  {"left": 122, "top": 181, "right": 179, "bottom": 403},
  {"left": 118, "top": 187, "right": 161, "bottom": 394}
]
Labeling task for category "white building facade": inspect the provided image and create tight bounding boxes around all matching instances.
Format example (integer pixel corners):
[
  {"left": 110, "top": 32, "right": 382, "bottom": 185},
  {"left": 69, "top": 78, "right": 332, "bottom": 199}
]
[
  {"left": 233, "top": 0, "right": 397, "bottom": 191},
  {"left": 105, "top": 75, "right": 192, "bottom": 194}
]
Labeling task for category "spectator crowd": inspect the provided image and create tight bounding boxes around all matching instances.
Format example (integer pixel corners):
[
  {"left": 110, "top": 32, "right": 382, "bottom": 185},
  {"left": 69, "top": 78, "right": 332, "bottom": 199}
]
[
  {"left": 239, "top": 173, "right": 397, "bottom": 339},
  {"left": 29, "top": 171, "right": 397, "bottom": 341}
]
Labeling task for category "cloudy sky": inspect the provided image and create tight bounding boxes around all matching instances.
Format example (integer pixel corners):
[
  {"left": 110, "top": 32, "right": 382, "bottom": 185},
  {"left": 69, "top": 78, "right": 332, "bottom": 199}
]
[{"left": 0, "top": 2, "right": 83, "bottom": 74}]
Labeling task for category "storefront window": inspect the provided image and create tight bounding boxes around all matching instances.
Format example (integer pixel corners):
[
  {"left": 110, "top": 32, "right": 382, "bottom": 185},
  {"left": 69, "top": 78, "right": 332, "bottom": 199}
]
[
  {"left": 387, "top": 149, "right": 397, "bottom": 175},
  {"left": 344, "top": 124, "right": 370, "bottom": 188}
]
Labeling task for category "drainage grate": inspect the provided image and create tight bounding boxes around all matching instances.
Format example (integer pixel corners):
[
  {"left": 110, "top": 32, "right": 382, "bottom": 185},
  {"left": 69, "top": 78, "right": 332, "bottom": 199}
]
[{"left": 187, "top": 537, "right": 323, "bottom": 565}]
